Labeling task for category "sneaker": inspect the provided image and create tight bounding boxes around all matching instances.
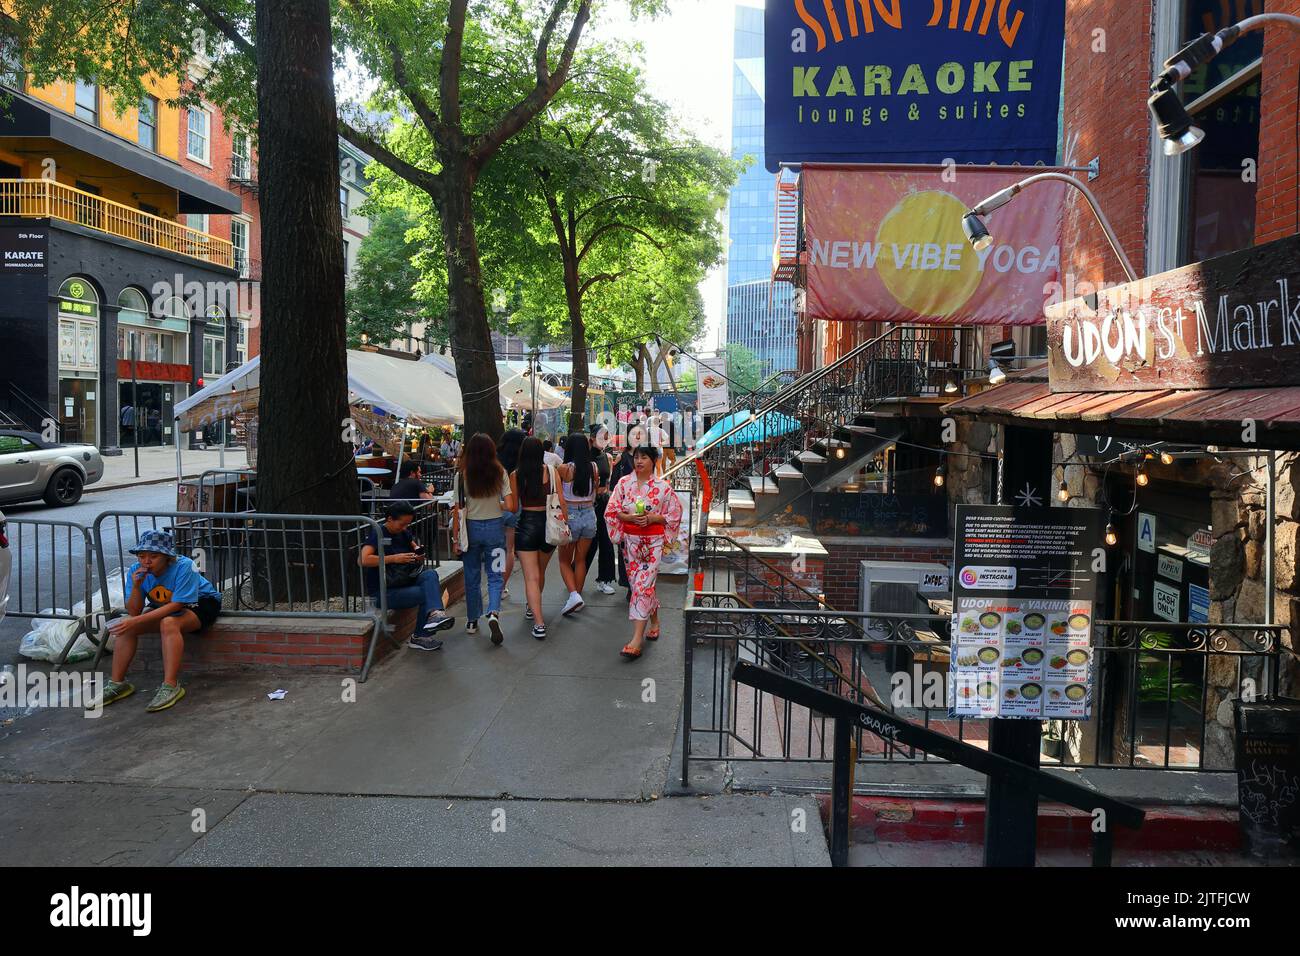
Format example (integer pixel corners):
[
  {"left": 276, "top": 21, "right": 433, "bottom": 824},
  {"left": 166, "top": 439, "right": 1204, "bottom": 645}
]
[
  {"left": 597, "top": 581, "right": 616, "bottom": 595},
  {"left": 502, "top": 586, "right": 510, "bottom": 598},
  {"left": 488, "top": 613, "right": 503, "bottom": 646},
  {"left": 466, "top": 621, "right": 479, "bottom": 635},
  {"left": 419, "top": 612, "right": 455, "bottom": 635},
  {"left": 525, "top": 606, "right": 534, "bottom": 620},
  {"left": 408, "top": 634, "right": 444, "bottom": 652},
  {"left": 561, "top": 592, "right": 585, "bottom": 616},
  {"left": 90, "top": 679, "right": 135, "bottom": 709},
  {"left": 145, "top": 682, "right": 185, "bottom": 712},
  {"left": 531, "top": 623, "right": 548, "bottom": 641}
]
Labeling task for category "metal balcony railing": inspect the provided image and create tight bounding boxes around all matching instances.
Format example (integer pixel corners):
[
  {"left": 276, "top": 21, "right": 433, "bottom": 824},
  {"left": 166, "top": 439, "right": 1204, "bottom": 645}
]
[{"left": 0, "top": 179, "right": 235, "bottom": 270}]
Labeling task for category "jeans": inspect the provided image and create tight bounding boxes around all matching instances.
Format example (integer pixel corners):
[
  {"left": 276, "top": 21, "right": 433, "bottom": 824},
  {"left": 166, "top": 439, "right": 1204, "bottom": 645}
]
[
  {"left": 386, "top": 569, "right": 445, "bottom": 624},
  {"left": 566, "top": 503, "right": 597, "bottom": 540},
  {"left": 463, "top": 516, "right": 506, "bottom": 621}
]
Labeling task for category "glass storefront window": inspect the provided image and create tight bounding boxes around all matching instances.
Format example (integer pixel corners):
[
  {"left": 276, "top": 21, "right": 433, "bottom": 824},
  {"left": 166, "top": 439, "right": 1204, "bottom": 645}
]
[{"left": 59, "top": 320, "right": 77, "bottom": 367}]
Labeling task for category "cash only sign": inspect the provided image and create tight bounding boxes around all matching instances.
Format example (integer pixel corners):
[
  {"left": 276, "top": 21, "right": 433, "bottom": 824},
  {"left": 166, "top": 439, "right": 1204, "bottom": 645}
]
[{"left": 949, "top": 505, "right": 1105, "bottom": 719}]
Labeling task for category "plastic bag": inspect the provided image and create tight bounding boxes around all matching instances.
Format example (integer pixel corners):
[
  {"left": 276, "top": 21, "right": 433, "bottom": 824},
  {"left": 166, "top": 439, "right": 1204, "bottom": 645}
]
[{"left": 18, "top": 575, "right": 126, "bottom": 663}]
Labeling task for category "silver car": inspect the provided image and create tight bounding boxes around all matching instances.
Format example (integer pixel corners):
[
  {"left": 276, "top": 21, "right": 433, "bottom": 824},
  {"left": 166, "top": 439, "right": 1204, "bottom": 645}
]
[{"left": 0, "top": 430, "right": 104, "bottom": 507}]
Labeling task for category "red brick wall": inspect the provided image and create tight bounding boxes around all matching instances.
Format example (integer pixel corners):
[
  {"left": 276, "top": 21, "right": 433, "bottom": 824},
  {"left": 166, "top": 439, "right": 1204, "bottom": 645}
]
[
  {"left": 177, "top": 89, "right": 263, "bottom": 358},
  {"left": 1255, "top": 0, "right": 1300, "bottom": 244},
  {"left": 733, "top": 555, "right": 825, "bottom": 606},
  {"left": 1061, "top": 0, "right": 1155, "bottom": 285},
  {"left": 821, "top": 542, "right": 951, "bottom": 611}
]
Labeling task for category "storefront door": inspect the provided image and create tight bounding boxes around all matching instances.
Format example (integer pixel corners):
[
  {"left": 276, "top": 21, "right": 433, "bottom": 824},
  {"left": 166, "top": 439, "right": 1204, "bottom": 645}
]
[
  {"left": 58, "top": 378, "right": 97, "bottom": 446},
  {"left": 118, "top": 382, "right": 176, "bottom": 447}
]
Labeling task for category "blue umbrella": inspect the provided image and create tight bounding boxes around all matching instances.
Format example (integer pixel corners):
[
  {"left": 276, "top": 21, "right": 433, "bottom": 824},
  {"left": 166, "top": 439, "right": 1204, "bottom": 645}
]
[{"left": 697, "top": 410, "right": 800, "bottom": 448}]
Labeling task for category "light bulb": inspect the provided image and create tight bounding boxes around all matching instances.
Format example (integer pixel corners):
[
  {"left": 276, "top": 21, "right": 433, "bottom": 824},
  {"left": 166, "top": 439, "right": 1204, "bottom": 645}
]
[
  {"left": 1160, "top": 451, "right": 1174, "bottom": 465},
  {"left": 934, "top": 464, "right": 947, "bottom": 488},
  {"left": 1136, "top": 470, "right": 1149, "bottom": 487},
  {"left": 1058, "top": 482, "right": 1070, "bottom": 502},
  {"left": 1105, "top": 523, "right": 1119, "bottom": 547}
]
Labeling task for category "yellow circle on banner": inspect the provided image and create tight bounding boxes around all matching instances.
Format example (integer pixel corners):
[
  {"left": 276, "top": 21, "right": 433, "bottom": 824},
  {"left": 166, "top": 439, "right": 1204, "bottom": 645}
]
[{"left": 874, "top": 190, "right": 983, "bottom": 319}]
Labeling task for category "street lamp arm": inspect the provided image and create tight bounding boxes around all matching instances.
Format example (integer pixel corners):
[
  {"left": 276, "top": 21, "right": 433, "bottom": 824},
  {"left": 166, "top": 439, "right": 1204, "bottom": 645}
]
[
  {"left": 971, "top": 172, "right": 1139, "bottom": 284},
  {"left": 1155, "top": 13, "right": 1300, "bottom": 88}
]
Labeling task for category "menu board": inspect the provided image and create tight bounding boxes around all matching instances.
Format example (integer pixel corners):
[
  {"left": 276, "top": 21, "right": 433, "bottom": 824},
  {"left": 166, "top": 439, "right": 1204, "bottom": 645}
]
[{"left": 948, "top": 505, "right": 1105, "bottom": 720}]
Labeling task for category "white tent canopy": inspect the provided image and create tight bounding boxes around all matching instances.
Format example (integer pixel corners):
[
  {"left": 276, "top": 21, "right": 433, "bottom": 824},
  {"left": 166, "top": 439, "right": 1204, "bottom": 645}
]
[
  {"left": 175, "top": 350, "right": 466, "bottom": 432},
  {"left": 419, "top": 354, "right": 567, "bottom": 410}
]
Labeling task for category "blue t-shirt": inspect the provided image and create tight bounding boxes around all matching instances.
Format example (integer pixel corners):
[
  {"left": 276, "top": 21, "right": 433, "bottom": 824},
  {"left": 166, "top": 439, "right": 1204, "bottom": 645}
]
[
  {"left": 362, "top": 525, "right": 420, "bottom": 595},
  {"left": 124, "top": 556, "right": 220, "bottom": 608}
]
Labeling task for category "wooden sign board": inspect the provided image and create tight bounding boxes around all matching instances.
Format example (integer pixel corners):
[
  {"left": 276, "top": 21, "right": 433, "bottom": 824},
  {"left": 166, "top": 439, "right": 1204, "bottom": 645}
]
[{"left": 1046, "top": 233, "right": 1300, "bottom": 393}]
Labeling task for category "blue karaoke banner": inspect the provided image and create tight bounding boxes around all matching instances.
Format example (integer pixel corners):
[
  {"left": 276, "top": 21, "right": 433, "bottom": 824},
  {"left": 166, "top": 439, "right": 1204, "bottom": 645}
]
[{"left": 764, "top": 0, "right": 1066, "bottom": 171}]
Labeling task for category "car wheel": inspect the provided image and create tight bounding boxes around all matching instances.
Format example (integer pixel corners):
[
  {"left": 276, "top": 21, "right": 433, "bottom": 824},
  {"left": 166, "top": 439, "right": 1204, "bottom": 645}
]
[{"left": 44, "top": 468, "right": 84, "bottom": 507}]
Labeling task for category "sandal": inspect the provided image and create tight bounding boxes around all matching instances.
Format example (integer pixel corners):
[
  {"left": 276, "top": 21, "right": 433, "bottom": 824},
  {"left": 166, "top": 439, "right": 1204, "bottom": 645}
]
[
  {"left": 620, "top": 642, "right": 644, "bottom": 660},
  {"left": 646, "top": 622, "right": 660, "bottom": 641}
]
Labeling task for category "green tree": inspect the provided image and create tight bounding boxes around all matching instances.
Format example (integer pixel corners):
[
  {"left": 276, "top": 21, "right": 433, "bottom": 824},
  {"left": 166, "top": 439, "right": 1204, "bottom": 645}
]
[
  {"left": 6, "top": 0, "right": 664, "bottom": 448},
  {"left": 492, "top": 47, "right": 734, "bottom": 429},
  {"left": 725, "top": 342, "right": 764, "bottom": 395},
  {"left": 346, "top": 207, "right": 446, "bottom": 349}
]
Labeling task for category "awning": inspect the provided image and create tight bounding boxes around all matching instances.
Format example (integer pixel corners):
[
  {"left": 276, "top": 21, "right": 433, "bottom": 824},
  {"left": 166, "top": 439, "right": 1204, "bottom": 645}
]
[
  {"left": 420, "top": 355, "right": 568, "bottom": 410},
  {"left": 944, "top": 377, "right": 1300, "bottom": 450},
  {"left": 175, "top": 350, "right": 466, "bottom": 431},
  {"left": 0, "top": 92, "right": 243, "bottom": 215}
]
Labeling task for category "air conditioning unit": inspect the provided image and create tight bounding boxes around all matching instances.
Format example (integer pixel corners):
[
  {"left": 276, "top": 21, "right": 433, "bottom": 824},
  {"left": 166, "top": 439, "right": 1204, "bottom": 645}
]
[{"left": 859, "top": 560, "right": 950, "bottom": 638}]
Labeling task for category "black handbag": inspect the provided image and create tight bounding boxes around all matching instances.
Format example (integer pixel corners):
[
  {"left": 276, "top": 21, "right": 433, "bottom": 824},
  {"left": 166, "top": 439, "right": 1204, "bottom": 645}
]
[{"left": 385, "top": 559, "right": 424, "bottom": 590}]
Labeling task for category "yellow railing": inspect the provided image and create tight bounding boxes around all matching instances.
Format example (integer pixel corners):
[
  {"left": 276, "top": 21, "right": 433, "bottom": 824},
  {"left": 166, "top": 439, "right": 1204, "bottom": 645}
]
[{"left": 0, "top": 179, "right": 234, "bottom": 270}]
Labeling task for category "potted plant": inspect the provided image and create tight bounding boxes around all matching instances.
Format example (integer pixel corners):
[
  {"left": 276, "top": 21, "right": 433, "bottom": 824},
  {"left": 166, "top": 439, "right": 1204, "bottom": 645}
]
[{"left": 1041, "top": 720, "right": 1064, "bottom": 759}]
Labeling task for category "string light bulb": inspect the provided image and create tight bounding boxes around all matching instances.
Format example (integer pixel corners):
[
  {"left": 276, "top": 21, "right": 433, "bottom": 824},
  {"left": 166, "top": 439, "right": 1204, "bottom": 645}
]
[
  {"left": 1136, "top": 466, "right": 1150, "bottom": 487},
  {"left": 1160, "top": 450, "right": 1174, "bottom": 465},
  {"left": 1104, "top": 519, "right": 1119, "bottom": 547},
  {"left": 934, "top": 463, "right": 947, "bottom": 488},
  {"left": 1058, "top": 481, "right": 1070, "bottom": 503}
]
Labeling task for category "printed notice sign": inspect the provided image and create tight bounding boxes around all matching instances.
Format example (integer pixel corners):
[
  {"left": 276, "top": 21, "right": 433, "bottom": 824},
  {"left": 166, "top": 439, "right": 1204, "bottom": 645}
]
[{"left": 949, "top": 505, "right": 1104, "bottom": 720}]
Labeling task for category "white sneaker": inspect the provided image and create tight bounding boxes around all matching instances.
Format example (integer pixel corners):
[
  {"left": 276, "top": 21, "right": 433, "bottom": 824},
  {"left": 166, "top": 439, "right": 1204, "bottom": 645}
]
[
  {"left": 561, "top": 592, "right": 585, "bottom": 616},
  {"left": 597, "top": 581, "right": 616, "bottom": 595}
]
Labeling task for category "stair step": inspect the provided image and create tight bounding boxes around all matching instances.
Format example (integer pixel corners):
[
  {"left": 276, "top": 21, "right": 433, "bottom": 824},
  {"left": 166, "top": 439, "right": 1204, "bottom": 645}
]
[
  {"left": 844, "top": 425, "right": 878, "bottom": 434},
  {"left": 728, "top": 489, "right": 756, "bottom": 510},
  {"left": 748, "top": 476, "right": 779, "bottom": 495},
  {"left": 817, "top": 438, "right": 851, "bottom": 447},
  {"left": 707, "top": 506, "right": 730, "bottom": 527},
  {"left": 797, "top": 451, "right": 826, "bottom": 463},
  {"left": 774, "top": 464, "right": 803, "bottom": 480}
]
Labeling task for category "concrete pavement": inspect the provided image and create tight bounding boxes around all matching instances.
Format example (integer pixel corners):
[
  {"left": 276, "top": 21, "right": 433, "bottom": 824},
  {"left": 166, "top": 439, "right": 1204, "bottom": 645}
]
[
  {"left": 0, "top": 562, "right": 832, "bottom": 866},
  {"left": 92, "top": 445, "right": 249, "bottom": 493}
]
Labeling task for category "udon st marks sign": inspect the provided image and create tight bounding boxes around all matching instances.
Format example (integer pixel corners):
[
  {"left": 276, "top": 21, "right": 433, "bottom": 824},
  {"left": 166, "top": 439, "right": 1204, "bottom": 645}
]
[{"left": 1046, "top": 233, "right": 1300, "bottom": 392}]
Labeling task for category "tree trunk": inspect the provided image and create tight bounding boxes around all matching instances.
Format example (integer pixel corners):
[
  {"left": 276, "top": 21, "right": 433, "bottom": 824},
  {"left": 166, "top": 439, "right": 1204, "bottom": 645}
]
[
  {"left": 440, "top": 168, "right": 504, "bottom": 442},
  {"left": 564, "top": 261, "right": 588, "bottom": 434},
  {"left": 254, "top": 0, "right": 356, "bottom": 518}
]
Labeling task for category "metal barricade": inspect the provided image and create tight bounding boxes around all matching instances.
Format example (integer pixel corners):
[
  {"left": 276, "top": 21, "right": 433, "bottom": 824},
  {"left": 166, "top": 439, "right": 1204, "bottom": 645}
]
[
  {"left": 91, "top": 510, "right": 395, "bottom": 681},
  {"left": 2, "top": 517, "right": 98, "bottom": 663}
]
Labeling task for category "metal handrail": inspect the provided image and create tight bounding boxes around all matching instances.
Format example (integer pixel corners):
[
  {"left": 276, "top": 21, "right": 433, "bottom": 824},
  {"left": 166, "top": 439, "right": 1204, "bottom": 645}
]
[{"left": 0, "top": 179, "right": 234, "bottom": 269}]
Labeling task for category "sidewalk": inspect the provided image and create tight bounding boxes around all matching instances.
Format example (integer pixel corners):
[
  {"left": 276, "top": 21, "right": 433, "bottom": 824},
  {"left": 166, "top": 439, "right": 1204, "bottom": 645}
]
[
  {"left": 0, "top": 565, "right": 830, "bottom": 866},
  {"left": 91, "top": 446, "right": 249, "bottom": 493}
]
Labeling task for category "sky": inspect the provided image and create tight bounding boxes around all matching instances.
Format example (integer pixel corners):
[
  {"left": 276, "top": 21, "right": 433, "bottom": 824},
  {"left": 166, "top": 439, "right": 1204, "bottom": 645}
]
[{"left": 600, "top": 0, "right": 760, "bottom": 352}]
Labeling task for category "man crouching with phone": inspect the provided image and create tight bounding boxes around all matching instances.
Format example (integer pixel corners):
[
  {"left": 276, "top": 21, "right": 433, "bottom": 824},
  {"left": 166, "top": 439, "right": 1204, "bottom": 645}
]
[
  {"left": 360, "top": 501, "right": 454, "bottom": 651},
  {"left": 94, "top": 529, "right": 222, "bottom": 712}
]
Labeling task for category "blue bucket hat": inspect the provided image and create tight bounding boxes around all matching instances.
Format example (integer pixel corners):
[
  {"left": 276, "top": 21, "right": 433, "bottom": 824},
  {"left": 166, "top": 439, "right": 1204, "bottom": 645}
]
[{"left": 129, "top": 529, "right": 178, "bottom": 558}]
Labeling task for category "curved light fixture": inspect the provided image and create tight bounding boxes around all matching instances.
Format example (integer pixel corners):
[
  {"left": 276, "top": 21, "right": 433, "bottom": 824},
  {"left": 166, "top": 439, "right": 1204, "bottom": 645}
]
[
  {"left": 1150, "top": 14, "right": 1300, "bottom": 156},
  {"left": 964, "top": 173, "right": 1138, "bottom": 283},
  {"left": 987, "top": 359, "right": 1008, "bottom": 386}
]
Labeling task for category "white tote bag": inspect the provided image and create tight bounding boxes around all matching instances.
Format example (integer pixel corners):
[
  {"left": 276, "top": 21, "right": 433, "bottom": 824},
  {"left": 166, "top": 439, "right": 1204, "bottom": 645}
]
[{"left": 544, "top": 463, "right": 573, "bottom": 546}]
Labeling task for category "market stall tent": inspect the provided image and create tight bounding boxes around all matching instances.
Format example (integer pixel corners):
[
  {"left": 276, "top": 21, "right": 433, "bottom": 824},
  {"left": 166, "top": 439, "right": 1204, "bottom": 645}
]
[
  {"left": 175, "top": 350, "right": 466, "bottom": 434},
  {"left": 419, "top": 354, "right": 567, "bottom": 411}
]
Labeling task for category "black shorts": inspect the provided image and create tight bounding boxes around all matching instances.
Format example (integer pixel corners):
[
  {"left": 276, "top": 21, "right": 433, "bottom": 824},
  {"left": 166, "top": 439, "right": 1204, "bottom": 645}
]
[
  {"left": 514, "top": 510, "right": 555, "bottom": 554},
  {"left": 167, "top": 595, "right": 221, "bottom": 631}
]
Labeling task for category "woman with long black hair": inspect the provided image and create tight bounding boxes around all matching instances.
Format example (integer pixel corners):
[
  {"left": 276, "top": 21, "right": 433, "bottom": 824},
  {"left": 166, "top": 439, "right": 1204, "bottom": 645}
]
[
  {"left": 510, "top": 436, "right": 566, "bottom": 639},
  {"left": 556, "top": 432, "right": 603, "bottom": 616},
  {"left": 497, "top": 428, "right": 526, "bottom": 598},
  {"left": 588, "top": 423, "right": 617, "bottom": 594}
]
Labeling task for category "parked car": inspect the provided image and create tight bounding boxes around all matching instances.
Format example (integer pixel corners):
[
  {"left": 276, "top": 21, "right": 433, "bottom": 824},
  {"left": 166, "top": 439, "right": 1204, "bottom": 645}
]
[
  {"left": 0, "top": 430, "right": 104, "bottom": 507},
  {"left": 0, "top": 509, "right": 9, "bottom": 622}
]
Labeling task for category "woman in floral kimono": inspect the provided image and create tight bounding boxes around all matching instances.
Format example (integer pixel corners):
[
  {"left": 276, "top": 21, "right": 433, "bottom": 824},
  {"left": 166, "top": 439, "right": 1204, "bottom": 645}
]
[{"left": 605, "top": 445, "right": 683, "bottom": 660}]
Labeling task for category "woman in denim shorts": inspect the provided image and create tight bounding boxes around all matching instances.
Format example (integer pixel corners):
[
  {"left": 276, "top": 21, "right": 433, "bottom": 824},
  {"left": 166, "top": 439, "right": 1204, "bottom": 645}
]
[{"left": 555, "top": 432, "right": 603, "bottom": 618}]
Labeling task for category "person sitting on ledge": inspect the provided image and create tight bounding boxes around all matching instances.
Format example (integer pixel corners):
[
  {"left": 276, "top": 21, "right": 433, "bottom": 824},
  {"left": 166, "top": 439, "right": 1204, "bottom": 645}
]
[
  {"left": 94, "top": 529, "right": 223, "bottom": 712},
  {"left": 360, "top": 501, "right": 454, "bottom": 651}
]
